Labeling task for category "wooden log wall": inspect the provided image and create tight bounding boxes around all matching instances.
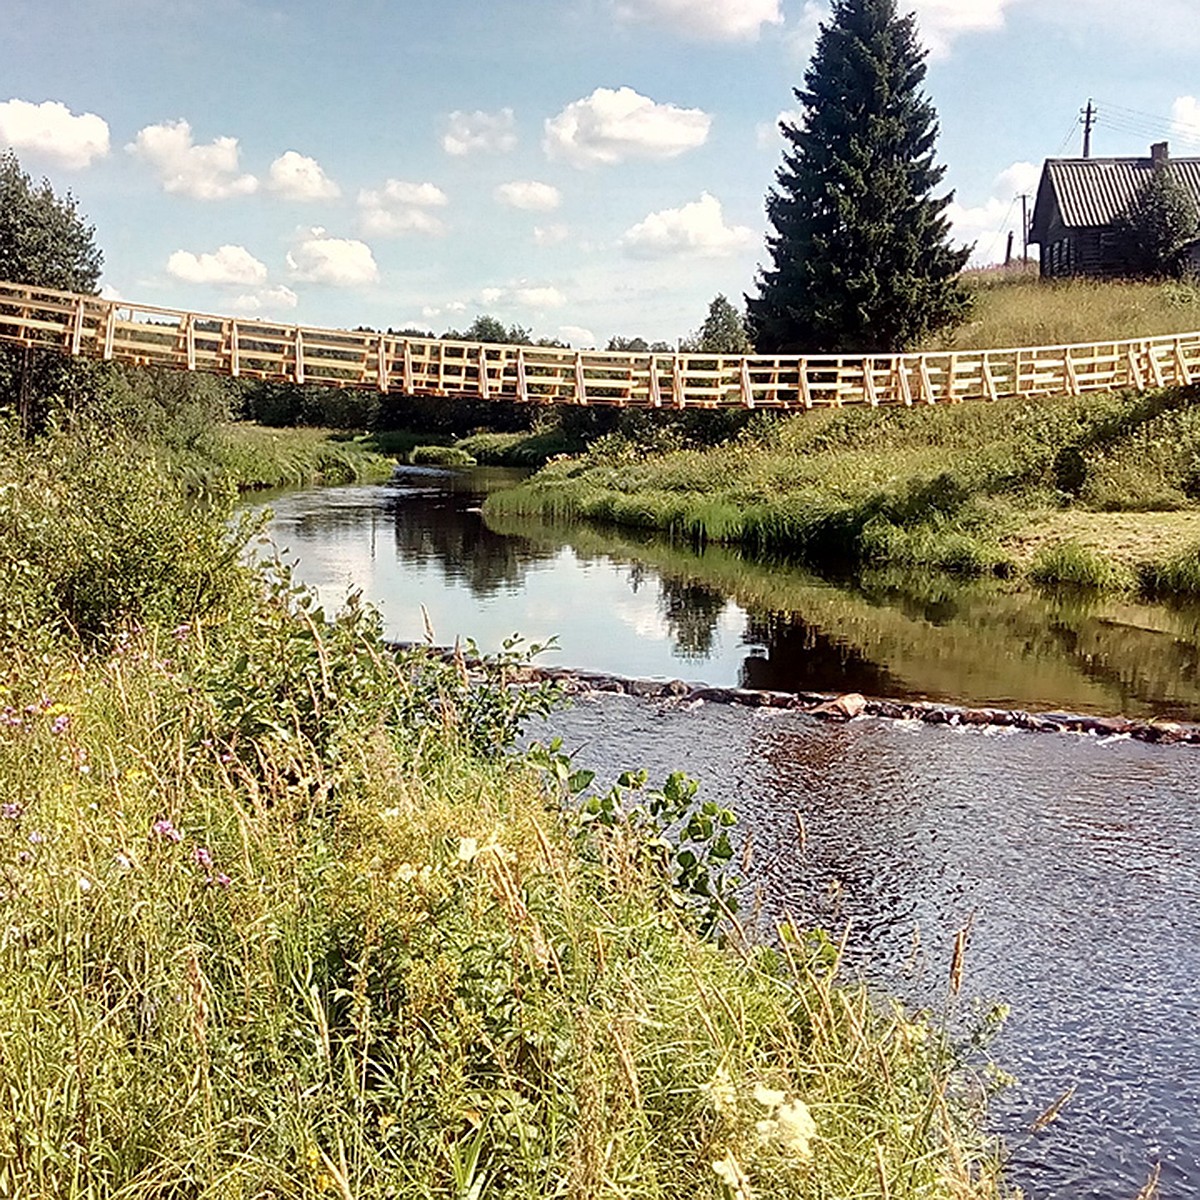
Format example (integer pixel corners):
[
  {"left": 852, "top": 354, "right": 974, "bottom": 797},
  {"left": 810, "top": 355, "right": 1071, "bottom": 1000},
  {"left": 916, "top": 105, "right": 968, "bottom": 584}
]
[{"left": 2, "top": 278, "right": 1199, "bottom": 410}]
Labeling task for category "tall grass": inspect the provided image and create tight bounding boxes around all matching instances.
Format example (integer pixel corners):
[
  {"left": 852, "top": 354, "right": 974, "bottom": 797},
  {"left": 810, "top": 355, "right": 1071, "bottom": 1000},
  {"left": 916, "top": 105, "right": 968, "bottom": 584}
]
[
  {"left": 0, "top": 416, "right": 1008, "bottom": 1196},
  {"left": 947, "top": 273, "right": 1200, "bottom": 350}
]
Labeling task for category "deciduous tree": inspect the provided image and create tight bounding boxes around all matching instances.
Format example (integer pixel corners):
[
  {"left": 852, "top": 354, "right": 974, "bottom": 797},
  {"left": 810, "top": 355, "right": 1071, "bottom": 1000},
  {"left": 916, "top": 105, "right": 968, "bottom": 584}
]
[
  {"left": 0, "top": 150, "right": 105, "bottom": 430},
  {"left": 1113, "top": 168, "right": 1200, "bottom": 279},
  {"left": 747, "top": 0, "right": 970, "bottom": 354}
]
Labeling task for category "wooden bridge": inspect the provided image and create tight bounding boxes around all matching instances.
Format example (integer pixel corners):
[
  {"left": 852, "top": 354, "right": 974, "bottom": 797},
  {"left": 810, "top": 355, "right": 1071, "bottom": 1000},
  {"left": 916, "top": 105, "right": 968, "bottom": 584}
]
[{"left": 3, "top": 278, "right": 1200, "bottom": 409}]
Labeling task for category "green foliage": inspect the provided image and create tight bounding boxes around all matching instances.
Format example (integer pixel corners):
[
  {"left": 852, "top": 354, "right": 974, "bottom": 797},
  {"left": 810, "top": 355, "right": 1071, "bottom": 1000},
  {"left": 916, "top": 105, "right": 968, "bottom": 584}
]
[
  {"left": 1140, "top": 541, "right": 1200, "bottom": 595},
  {"left": 409, "top": 443, "right": 477, "bottom": 466},
  {"left": 607, "top": 335, "right": 674, "bottom": 352},
  {"left": 1112, "top": 167, "right": 1200, "bottom": 280},
  {"left": 748, "top": 0, "right": 971, "bottom": 354},
  {"left": 444, "top": 315, "right": 532, "bottom": 345},
  {"left": 0, "top": 420, "right": 250, "bottom": 645},
  {"left": 238, "top": 378, "right": 383, "bottom": 429},
  {"left": 686, "top": 294, "right": 753, "bottom": 354},
  {"left": 1029, "top": 540, "right": 1133, "bottom": 590},
  {"left": 0, "top": 150, "right": 105, "bottom": 430}
]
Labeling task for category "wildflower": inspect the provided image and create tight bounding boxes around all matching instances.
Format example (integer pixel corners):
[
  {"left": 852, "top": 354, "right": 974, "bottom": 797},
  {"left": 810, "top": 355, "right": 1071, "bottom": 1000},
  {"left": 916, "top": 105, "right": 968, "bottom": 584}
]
[
  {"left": 78, "top": 877, "right": 92, "bottom": 892},
  {"left": 457, "top": 836, "right": 479, "bottom": 862},
  {"left": 172, "top": 623, "right": 191, "bottom": 641},
  {"left": 753, "top": 1083, "right": 786, "bottom": 1109},
  {"left": 1, "top": 802, "right": 22, "bottom": 820},
  {"left": 28, "top": 830, "right": 44, "bottom": 845},
  {"left": 712, "top": 1151, "right": 753, "bottom": 1200},
  {"left": 193, "top": 846, "right": 213, "bottom": 870},
  {"left": 152, "top": 818, "right": 183, "bottom": 843},
  {"left": 213, "top": 873, "right": 232, "bottom": 889},
  {"left": 114, "top": 852, "right": 134, "bottom": 870},
  {"left": 774, "top": 1100, "right": 817, "bottom": 1161},
  {"left": 51, "top": 714, "right": 70, "bottom": 735},
  {"left": 700, "top": 1066, "right": 738, "bottom": 1117}
]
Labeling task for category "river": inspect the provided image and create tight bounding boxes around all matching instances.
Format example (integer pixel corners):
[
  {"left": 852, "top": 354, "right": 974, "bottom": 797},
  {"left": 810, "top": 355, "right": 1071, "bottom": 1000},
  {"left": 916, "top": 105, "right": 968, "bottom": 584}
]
[{"left": 258, "top": 467, "right": 1200, "bottom": 1198}]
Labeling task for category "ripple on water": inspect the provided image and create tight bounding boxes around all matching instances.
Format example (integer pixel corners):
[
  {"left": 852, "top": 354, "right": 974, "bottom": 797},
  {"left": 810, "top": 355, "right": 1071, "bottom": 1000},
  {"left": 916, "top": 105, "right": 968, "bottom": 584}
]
[{"left": 532, "top": 695, "right": 1200, "bottom": 1199}]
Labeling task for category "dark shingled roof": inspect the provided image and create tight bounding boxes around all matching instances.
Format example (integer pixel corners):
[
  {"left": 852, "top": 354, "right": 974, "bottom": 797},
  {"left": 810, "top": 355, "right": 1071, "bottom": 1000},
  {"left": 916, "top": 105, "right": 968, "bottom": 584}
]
[{"left": 1030, "top": 156, "right": 1200, "bottom": 241}]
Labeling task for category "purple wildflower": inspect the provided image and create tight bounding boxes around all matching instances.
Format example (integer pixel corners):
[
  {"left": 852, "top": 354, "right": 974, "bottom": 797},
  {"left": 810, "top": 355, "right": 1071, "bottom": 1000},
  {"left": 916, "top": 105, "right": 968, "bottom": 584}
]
[
  {"left": 51, "top": 714, "right": 70, "bottom": 736},
  {"left": 213, "top": 873, "right": 232, "bottom": 889},
  {"left": 28, "top": 830, "right": 44, "bottom": 845},
  {"left": 193, "top": 846, "right": 213, "bottom": 870},
  {"left": 152, "top": 818, "right": 183, "bottom": 843},
  {"left": 1, "top": 803, "right": 22, "bottom": 820}
]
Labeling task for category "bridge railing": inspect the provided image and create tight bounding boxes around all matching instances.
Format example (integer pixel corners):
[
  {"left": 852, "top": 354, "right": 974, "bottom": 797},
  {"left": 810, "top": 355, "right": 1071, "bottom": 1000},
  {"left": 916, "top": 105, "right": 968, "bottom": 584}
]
[{"left": 2, "top": 278, "right": 1198, "bottom": 408}]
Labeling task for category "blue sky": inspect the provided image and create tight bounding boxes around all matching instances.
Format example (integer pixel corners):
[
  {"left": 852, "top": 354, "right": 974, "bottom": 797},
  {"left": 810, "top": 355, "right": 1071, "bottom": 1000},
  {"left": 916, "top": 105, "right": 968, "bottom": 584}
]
[{"left": 4, "top": 0, "right": 1200, "bottom": 346}]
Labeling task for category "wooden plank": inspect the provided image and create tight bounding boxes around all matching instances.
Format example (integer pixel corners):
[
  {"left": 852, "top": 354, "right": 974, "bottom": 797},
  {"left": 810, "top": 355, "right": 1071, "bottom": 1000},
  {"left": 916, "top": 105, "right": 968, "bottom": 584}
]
[
  {"left": 1064, "top": 348, "right": 1080, "bottom": 396},
  {"left": 403, "top": 340, "right": 414, "bottom": 394},
  {"left": 981, "top": 354, "right": 998, "bottom": 401},
  {"left": 294, "top": 327, "right": 305, "bottom": 385},
  {"left": 1175, "top": 338, "right": 1192, "bottom": 386},
  {"left": 671, "top": 356, "right": 685, "bottom": 408},
  {"left": 516, "top": 348, "right": 529, "bottom": 403},
  {"left": 103, "top": 304, "right": 116, "bottom": 360},
  {"left": 740, "top": 357, "right": 753, "bottom": 408},
  {"left": 1146, "top": 341, "right": 1164, "bottom": 389},
  {"left": 574, "top": 351, "right": 587, "bottom": 405},
  {"left": 919, "top": 357, "right": 934, "bottom": 404}
]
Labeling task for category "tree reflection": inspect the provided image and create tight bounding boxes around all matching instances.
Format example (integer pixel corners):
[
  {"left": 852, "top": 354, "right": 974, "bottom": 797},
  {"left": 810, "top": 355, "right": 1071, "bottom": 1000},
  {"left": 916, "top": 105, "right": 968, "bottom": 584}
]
[{"left": 657, "top": 575, "right": 727, "bottom": 659}]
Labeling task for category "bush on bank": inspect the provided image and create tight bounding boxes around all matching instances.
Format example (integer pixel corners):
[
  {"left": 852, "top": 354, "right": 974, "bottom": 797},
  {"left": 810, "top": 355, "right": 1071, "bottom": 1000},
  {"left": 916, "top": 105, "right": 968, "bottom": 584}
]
[{"left": 0, "top": 416, "right": 1007, "bottom": 1197}]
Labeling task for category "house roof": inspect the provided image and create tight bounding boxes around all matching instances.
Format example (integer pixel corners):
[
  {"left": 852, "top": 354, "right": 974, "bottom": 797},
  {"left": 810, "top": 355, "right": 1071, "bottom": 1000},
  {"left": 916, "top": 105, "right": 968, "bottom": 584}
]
[{"left": 1030, "top": 156, "right": 1200, "bottom": 241}]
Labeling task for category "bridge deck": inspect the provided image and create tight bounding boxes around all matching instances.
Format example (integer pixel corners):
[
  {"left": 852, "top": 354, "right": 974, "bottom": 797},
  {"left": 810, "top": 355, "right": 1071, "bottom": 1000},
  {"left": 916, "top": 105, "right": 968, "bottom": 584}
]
[{"left": 1, "top": 279, "right": 1197, "bottom": 409}]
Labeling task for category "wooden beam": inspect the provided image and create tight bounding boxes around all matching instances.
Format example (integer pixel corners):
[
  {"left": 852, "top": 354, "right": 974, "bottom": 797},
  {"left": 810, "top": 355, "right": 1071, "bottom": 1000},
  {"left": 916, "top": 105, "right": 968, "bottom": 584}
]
[
  {"left": 516, "top": 348, "right": 529, "bottom": 404},
  {"left": 575, "top": 351, "right": 587, "bottom": 405}
]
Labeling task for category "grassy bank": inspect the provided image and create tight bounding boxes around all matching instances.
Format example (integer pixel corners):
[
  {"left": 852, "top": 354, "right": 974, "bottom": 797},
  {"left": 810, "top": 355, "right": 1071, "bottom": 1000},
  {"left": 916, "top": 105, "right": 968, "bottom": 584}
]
[
  {"left": 484, "top": 384, "right": 1200, "bottom": 591},
  {"left": 0, "top": 418, "right": 1007, "bottom": 1195},
  {"left": 949, "top": 270, "right": 1200, "bottom": 351}
]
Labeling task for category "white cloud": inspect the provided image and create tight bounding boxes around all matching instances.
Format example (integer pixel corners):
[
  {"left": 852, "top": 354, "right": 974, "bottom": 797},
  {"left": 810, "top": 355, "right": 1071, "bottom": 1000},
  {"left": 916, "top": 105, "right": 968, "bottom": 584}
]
[
  {"left": 359, "top": 179, "right": 449, "bottom": 237},
  {"left": 232, "top": 285, "right": 299, "bottom": 314},
  {"left": 0, "top": 98, "right": 110, "bottom": 169},
  {"left": 421, "top": 300, "right": 469, "bottom": 318},
  {"left": 534, "top": 223, "right": 570, "bottom": 246},
  {"left": 128, "top": 119, "right": 257, "bottom": 199},
  {"left": 620, "top": 192, "right": 754, "bottom": 259},
  {"left": 543, "top": 87, "right": 711, "bottom": 168},
  {"left": 267, "top": 151, "right": 340, "bottom": 200},
  {"left": 495, "top": 180, "right": 562, "bottom": 211},
  {"left": 559, "top": 324, "right": 596, "bottom": 347},
  {"left": 166, "top": 244, "right": 268, "bottom": 286},
  {"left": 443, "top": 108, "right": 517, "bottom": 156},
  {"left": 789, "top": 0, "right": 1021, "bottom": 61},
  {"left": 946, "top": 160, "right": 1040, "bottom": 264},
  {"left": 286, "top": 228, "right": 379, "bottom": 287},
  {"left": 1171, "top": 96, "right": 1200, "bottom": 150},
  {"left": 476, "top": 284, "right": 566, "bottom": 309},
  {"left": 756, "top": 107, "right": 805, "bottom": 150},
  {"left": 613, "top": 0, "right": 782, "bottom": 40}
]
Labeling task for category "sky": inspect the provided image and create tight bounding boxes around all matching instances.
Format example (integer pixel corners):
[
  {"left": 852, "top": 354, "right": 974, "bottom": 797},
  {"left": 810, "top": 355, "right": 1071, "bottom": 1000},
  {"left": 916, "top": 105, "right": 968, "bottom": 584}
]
[{"left": 4, "top": 0, "right": 1200, "bottom": 347}]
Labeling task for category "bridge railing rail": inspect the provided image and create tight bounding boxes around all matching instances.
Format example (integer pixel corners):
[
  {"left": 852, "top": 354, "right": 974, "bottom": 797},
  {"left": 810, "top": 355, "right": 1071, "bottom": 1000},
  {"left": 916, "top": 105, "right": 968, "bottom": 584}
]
[{"left": 2, "top": 278, "right": 1198, "bottom": 409}]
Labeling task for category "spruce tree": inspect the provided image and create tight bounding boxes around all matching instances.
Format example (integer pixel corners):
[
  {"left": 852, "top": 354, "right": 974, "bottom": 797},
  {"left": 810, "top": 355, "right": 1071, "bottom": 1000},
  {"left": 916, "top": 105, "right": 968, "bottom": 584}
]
[{"left": 747, "top": 0, "right": 970, "bottom": 354}]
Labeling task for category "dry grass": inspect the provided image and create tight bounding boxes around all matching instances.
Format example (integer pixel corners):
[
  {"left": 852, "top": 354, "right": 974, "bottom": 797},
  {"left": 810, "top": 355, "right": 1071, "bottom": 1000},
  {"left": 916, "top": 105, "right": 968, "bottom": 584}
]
[{"left": 943, "top": 272, "right": 1200, "bottom": 351}]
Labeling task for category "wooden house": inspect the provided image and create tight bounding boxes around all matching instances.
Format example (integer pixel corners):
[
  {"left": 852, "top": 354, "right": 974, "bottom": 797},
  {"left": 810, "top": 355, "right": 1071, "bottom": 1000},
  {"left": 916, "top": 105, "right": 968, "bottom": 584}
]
[{"left": 1030, "top": 142, "right": 1200, "bottom": 278}]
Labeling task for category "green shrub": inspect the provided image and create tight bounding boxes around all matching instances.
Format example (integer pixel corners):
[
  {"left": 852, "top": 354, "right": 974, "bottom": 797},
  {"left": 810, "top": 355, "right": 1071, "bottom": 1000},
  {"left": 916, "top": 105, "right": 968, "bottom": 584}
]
[
  {"left": 1030, "top": 540, "right": 1133, "bottom": 589},
  {"left": 410, "top": 444, "right": 477, "bottom": 466}
]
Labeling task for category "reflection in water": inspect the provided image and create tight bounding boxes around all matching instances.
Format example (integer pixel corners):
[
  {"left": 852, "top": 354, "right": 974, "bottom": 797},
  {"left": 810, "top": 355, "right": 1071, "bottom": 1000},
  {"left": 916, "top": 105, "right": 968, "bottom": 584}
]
[
  {"left": 258, "top": 468, "right": 1200, "bottom": 719},
  {"left": 535, "top": 695, "right": 1200, "bottom": 1199}
]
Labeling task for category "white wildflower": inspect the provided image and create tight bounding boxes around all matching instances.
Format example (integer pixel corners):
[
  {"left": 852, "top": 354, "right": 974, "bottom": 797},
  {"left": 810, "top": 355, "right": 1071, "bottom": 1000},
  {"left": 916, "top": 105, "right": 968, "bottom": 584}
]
[
  {"left": 700, "top": 1065, "right": 738, "bottom": 1116},
  {"left": 457, "top": 836, "right": 479, "bottom": 862},
  {"left": 712, "top": 1150, "right": 753, "bottom": 1199},
  {"left": 775, "top": 1098, "right": 817, "bottom": 1161},
  {"left": 753, "top": 1082, "right": 786, "bottom": 1108}
]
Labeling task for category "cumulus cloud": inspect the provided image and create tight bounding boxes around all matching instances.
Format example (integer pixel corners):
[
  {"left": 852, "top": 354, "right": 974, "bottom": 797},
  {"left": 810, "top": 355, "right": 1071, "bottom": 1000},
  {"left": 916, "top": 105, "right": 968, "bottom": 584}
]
[
  {"left": 533, "top": 223, "right": 570, "bottom": 246},
  {"left": 544, "top": 87, "right": 710, "bottom": 168},
  {"left": 128, "top": 119, "right": 257, "bottom": 199},
  {"left": 614, "top": 0, "right": 782, "bottom": 40},
  {"left": 945, "top": 160, "right": 1040, "bottom": 264},
  {"left": 0, "top": 98, "right": 110, "bottom": 169},
  {"left": 495, "top": 180, "right": 562, "bottom": 211},
  {"left": 789, "top": 0, "right": 1021, "bottom": 61},
  {"left": 558, "top": 324, "right": 596, "bottom": 347},
  {"left": 287, "top": 228, "right": 379, "bottom": 286},
  {"left": 477, "top": 284, "right": 566, "bottom": 309},
  {"left": 443, "top": 108, "right": 517, "bottom": 156},
  {"left": 620, "top": 193, "right": 754, "bottom": 259},
  {"left": 166, "top": 244, "right": 268, "bottom": 286},
  {"left": 267, "top": 151, "right": 340, "bottom": 200},
  {"left": 359, "top": 180, "right": 448, "bottom": 237},
  {"left": 232, "top": 285, "right": 300, "bottom": 314},
  {"left": 1171, "top": 96, "right": 1200, "bottom": 150},
  {"left": 756, "top": 107, "right": 806, "bottom": 150}
]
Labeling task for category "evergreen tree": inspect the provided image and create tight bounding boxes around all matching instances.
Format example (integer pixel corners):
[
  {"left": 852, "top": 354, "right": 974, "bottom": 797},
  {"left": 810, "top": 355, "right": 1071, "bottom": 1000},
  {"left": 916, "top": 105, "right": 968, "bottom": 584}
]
[
  {"left": 747, "top": 0, "right": 970, "bottom": 354},
  {"left": 1113, "top": 167, "right": 1199, "bottom": 279}
]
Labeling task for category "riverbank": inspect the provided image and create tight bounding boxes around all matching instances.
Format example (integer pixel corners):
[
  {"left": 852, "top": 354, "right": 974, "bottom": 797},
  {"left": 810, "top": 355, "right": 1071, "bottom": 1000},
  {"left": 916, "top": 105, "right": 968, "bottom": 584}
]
[
  {"left": 484, "top": 385, "right": 1200, "bottom": 593},
  {"left": 0, "top": 419, "right": 1007, "bottom": 1194}
]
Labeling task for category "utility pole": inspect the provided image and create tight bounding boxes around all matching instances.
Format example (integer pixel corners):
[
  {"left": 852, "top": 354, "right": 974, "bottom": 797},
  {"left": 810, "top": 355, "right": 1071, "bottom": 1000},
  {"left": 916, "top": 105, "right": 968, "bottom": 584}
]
[
  {"left": 1081, "top": 98, "right": 1096, "bottom": 158},
  {"left": 1020, "top": 193, "right": 1030, "bottom": 261}
]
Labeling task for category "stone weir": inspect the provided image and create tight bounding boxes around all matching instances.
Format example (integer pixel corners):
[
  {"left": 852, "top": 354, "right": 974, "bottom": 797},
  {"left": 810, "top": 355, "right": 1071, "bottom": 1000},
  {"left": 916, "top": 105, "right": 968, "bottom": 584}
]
[{"left": 387, "top": 643, "right": 1200, "bottom": 747}]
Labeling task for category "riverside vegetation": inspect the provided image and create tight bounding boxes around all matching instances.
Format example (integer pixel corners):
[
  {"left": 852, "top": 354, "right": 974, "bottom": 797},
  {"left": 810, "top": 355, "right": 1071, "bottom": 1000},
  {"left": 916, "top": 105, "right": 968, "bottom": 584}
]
[{"left": 0, "top": 377, "right": 1008, "bottom": 1196}]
